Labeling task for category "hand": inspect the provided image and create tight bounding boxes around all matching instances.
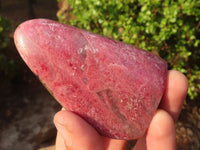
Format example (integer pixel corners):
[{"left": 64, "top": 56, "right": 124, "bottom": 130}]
[{"left": 53, "top": 70, "right": 188, "bottom": 150}]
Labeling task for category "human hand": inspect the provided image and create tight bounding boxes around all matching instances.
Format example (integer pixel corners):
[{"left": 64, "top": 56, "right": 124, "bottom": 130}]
[{"left": 53, "top": 70, "right": 188, "bottom": 150}]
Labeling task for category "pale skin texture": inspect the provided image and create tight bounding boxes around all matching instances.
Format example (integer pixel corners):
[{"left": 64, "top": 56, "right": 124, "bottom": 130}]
[{"left": 54, "top": 70, "right": 188, "bottom": 150}]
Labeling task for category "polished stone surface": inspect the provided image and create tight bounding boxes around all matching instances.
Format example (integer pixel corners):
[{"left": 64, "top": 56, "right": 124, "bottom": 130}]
[{"left": 14, "top": 19, "right": 168, "bottom": 140}]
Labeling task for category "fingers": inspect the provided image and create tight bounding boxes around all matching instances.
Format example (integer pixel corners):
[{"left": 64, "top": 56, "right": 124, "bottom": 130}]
[
  {"left": 146, "top": 109, "right": 176, "bottom": 150},
  {"left": 102, "top": 137, "right": 127, "bottom": 150},
  {"left": 133, "top": 109, "right": 176, "bottom": 150},
  {"left": 159, "top": 70, "right": 188, "bottom": 121},
  {"left": 55, "top": 132, "right": 67, "bottom": 150},
  {"left": 54, "top": 110, "right": 105, "bottom": 150},
  {"left": 54, "top": 109, "right": 127, "bottom": 150}
]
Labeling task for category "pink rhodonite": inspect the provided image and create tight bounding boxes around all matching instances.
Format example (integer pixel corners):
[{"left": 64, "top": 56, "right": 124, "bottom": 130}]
[{"left": 14, "top": 19, "right": 168, "bottom": 140}]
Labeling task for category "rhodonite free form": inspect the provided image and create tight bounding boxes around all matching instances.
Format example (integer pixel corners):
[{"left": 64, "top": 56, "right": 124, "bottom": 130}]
[{"left": 14, "top": 19, "right": 168, "bottom": 140}]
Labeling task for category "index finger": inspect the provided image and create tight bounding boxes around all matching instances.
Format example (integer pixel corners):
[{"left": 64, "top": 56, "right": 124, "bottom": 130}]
[{"left": 159, "top": 70, "right": 188, "bottom": 121}]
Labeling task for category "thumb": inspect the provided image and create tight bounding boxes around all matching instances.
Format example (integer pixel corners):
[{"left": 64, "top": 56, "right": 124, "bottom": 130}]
[{"left": 54, "top": 110, "right": 105, "bottom": 150}]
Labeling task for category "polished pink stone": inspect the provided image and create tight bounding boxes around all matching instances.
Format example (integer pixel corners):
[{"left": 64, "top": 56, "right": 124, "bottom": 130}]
[{"left": 14, "top": 19, "right": 168, "bottom": 140}]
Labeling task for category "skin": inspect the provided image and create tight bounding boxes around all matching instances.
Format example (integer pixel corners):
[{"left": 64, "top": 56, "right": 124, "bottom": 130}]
[{"left": 53, "top": 70, "right": 188, "bottom": 150}]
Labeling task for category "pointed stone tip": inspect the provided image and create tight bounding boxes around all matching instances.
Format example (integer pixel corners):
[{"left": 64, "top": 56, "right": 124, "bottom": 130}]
[
  {"left": 14, "top": 19, "right": 45, "bottom": 63},
  {"left": 14, "top": 18, "right": 52, "bottom": 40},
  {"left": 14, "top": 22, "right": 28, "bottom": 62},
  {"left": 14, "top": 21, "right": 36, "bottom": 63},
  {"left": 14, "top": 18, "right": 44, "bottom": 42}
]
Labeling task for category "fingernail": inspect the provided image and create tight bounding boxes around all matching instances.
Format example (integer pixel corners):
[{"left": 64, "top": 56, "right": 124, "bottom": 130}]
[{"left": 55, "top": 122, "right": 73, "bottom": 147}]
